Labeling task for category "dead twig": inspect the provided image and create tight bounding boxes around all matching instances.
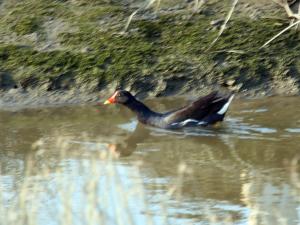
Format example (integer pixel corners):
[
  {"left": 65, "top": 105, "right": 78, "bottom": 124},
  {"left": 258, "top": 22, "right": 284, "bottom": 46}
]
[{"left": 271, "top": 0, "right": 300, "bottom": 20}]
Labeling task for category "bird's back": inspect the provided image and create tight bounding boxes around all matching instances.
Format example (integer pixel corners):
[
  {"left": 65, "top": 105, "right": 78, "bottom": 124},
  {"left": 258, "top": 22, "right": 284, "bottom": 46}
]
[{"left": 161, "top": 92, "right": 234, "bottom": 129}]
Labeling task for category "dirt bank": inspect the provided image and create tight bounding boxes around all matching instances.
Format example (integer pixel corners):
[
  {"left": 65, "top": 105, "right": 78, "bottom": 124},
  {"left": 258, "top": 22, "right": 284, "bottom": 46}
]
[{"left": 0, "top": 0, "right": 299, "bottom": 108}]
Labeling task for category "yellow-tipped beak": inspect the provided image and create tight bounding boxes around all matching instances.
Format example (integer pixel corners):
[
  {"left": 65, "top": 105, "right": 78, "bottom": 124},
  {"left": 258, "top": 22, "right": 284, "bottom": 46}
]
[
  {"left": 104, "top": 92, "right": 117, "bottom": 105},
  {"left": 104, "top": 100, "right": 111, "bottom": 105}
]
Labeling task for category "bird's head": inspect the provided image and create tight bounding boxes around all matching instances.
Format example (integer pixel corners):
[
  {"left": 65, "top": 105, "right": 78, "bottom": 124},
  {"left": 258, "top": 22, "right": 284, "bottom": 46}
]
[{"left": 104, "top": 89, "right": 134, "bottom": 105}]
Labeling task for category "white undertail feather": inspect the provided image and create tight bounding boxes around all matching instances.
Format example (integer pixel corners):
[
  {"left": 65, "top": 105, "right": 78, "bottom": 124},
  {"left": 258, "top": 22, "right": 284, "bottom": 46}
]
[{"left": 217, "top": 94, "right": 234, "bottom": 115}]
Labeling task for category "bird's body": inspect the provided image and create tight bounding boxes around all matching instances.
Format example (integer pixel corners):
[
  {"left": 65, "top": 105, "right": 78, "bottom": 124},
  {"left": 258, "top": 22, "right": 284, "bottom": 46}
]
[{"left": 104, "top": 90, "right": 234, "bottom": 129}]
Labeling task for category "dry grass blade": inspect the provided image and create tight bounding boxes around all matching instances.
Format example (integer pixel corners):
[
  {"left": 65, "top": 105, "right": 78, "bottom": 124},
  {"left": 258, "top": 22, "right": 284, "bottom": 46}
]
[
  {"left": 155, "top": 0, "right": 161, "bottom": 12},
  {"left": 0, "top": 136, "right": 197, "bottom": 225},
  {"left": 206, "top": 0, "right": 239, "bottom": 51},
  {"left": 123, "top": 0, "right": 158, "bottom": 33},
  {"left": 260, "top": 20, "right": 300, "bottom": 49},
  {"left": 123, "top": 10, "right": 139, "bottom": 33},
  {"left": 212, "top": 49, "right": 245, "bottom": 54},
  {"left": 290, "top": 156, "right": 300, "bottom": 189},
  {"left": 193, "top": 0, "right": 206, "bottom": 13}
]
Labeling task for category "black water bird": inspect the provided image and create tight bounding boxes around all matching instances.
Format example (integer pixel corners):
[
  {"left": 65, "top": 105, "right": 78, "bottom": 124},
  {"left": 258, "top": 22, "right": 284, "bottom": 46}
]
[{"left": 104, "top": 90, "right": 234, "bottom": 129}]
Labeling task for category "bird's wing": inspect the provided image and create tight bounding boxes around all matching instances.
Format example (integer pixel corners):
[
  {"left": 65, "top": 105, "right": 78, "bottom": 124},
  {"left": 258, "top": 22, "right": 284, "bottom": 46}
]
[{"left": 163, "top": 91, "right": 229, "bottom": 124}]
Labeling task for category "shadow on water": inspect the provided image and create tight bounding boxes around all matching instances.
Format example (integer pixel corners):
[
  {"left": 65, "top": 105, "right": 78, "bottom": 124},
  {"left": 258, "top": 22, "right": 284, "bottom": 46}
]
[{"left": 0, "top": 96, "right": 300, "bottom": 224}]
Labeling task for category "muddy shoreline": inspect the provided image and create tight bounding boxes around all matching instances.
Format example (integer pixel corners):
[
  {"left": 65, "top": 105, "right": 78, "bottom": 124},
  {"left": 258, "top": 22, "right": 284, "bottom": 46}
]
[{"left": 0, "top": 80, "right": 298, "bottom": 110}]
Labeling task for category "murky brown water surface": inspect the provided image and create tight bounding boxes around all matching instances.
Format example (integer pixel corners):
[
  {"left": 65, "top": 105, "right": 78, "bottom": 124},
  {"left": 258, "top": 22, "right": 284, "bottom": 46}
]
[{"left": 0, "top": 96, "right": 300, "bottom": 225}]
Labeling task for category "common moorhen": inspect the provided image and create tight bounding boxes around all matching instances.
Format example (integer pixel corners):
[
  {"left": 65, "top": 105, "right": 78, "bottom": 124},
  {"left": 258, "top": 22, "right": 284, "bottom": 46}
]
[{"left": 104, "top": 90, "right": 234, "bottom": 129}]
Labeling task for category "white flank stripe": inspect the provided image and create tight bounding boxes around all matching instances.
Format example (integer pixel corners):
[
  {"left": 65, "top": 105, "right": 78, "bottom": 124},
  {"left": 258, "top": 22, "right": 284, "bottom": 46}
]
[
  {"left": 179, "top": 119, "right": 199, "bottom": 126},
  {"left": 197, "top": 121, "right": 207, "bottom": 125},
  {"left": 217, "top": 95, "right": 234, "bottom": 115},
  {"left": 171, "top": 119, "right": 199, "bottom": 127}
]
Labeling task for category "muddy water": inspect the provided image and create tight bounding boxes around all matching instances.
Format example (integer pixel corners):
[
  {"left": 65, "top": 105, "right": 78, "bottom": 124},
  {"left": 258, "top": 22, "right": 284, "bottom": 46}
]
[{"left": 0, "top": 96, "right": 300, "bottom": 225}]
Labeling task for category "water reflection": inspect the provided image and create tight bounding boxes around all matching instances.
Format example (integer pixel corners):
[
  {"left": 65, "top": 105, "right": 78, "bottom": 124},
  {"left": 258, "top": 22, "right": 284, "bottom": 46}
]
[{"left": 0, "top": 97, "right": 299, "bottom": 224}]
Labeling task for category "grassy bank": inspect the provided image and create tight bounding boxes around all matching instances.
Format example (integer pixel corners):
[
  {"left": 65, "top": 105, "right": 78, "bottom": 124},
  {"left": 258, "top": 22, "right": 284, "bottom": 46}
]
[{"left": 0, "top": 0, "right": 299, "bottom": 96}]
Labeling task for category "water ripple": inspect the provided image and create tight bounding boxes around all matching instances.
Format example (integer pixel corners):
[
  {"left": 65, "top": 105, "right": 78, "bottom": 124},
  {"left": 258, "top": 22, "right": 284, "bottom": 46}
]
[{"left": 285, "top": 128, "right": 300, "bottom": 133}]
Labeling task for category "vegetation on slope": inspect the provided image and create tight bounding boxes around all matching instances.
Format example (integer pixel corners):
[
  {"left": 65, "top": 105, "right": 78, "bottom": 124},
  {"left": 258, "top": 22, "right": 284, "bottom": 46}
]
[{"left": 0, "top": 0, "right": 299, "bottom": 96}]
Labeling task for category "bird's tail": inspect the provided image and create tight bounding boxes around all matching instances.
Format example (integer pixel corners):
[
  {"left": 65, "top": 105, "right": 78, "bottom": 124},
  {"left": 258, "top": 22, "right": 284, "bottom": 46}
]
[{"left": 217, "top": 94, "right": 234, "bottom": 115}]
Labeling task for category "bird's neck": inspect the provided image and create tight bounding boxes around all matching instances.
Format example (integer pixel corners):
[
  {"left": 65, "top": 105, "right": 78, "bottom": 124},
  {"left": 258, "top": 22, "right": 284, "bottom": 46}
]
[{"left": 123, "top": 98, "right": 158, "bottom": 123}]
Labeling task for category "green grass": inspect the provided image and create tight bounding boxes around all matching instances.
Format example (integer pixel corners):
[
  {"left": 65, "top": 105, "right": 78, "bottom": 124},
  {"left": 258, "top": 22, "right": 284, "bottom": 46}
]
[{"left": 0, "top": 0, "right": 299, "bottom": 92}]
